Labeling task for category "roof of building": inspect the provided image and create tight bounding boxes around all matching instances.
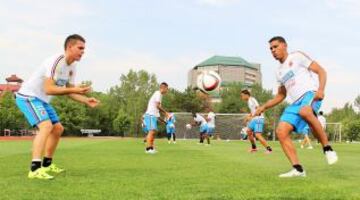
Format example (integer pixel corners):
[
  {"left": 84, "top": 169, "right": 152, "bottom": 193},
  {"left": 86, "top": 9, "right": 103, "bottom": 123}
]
[
  {"left": 0, "top": 84, "right": 21, "bottom": 92},
  {"left": 195, "top": 55, "right": 256, "bottom": 69},
  {"left": 6, "top": 74, "right": 23, "bottom": 83}
]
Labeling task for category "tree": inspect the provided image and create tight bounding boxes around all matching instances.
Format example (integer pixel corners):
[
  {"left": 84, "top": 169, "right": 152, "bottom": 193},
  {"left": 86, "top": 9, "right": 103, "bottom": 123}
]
[
  {"left": 354, "top": 95, "right": 360, "bottom": 112},
  {"left": 0, "top": 91, "right": 28, "bottom": 133},
  {"left": 112, "top": 108, "right": 131, "bottom": 136}
]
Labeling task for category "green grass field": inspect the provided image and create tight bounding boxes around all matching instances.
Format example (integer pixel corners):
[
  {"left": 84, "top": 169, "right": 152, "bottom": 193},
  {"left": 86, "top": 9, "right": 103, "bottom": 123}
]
[{"left": 0, "top": 138, "right": 359, "bottom": 200}]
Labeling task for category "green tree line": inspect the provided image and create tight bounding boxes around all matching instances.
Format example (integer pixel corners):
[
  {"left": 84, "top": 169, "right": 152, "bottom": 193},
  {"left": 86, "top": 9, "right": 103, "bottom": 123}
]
[{"left": 0, "top": 69, "right": 359, "bottom": 140}]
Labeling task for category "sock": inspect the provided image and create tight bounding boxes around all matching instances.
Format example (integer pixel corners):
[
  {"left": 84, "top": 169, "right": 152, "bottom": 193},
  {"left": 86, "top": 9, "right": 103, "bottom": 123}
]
[
  {"left": 146, "top": 147, "right": 154, "bottom": 151},
  {"left": 42, "top": 157, "right": 52, "bottom": 167},
  {"left": 173, "top": 134, "right": 176, "bottom": 141},
  {"left": 323, "top": 145, "right": 333, "bottom": 153},
  {"left": 266, "top": 146, "right": 272, "bottom": 151},
  {"left": 251, "top": 144, "right": 257, "bottom": 149},
  {"left": 293, "top": 164, "right": 304, "bottom": 173},
  {"left": 31, "top": 160, "right": 42, "bottom": 172}
]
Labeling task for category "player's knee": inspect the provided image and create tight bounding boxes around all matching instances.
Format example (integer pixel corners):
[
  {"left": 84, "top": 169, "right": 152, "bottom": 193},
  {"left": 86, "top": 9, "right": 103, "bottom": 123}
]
[
  {"left": 276, "top": 127, "right": 288, "bottom": 140},
  {"left": 53, "top": 123, "right": 64, "bottom": 136},
  {"left": 38, "top": 120, "right": 53, "bottom": 132}
]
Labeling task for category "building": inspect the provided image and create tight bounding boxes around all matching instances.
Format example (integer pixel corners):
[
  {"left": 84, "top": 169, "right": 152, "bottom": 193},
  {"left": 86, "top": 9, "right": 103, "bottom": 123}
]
[
  {"left": 188, "top": 55, "right": 262, "bottom": 101},
  {"left": 0, "top": 74, "right": 23, "bottom": 97}
]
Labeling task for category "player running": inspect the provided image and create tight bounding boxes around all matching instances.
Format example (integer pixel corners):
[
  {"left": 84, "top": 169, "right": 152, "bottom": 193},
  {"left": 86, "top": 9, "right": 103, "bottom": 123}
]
[{"left": 240, "top": 89, "right": 272, "bottom": 154}]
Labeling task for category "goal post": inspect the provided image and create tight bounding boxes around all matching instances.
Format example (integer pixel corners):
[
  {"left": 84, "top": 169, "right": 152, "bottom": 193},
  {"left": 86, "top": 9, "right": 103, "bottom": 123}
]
[{"left": 173, "top": 112, "right": 248, "bottom": 140}]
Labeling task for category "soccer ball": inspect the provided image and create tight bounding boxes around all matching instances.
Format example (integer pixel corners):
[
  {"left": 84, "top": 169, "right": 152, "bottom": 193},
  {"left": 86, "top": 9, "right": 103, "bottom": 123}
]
[
  {"left": 185, "top": 124, "right": 192, "bottom": 130},
  {"left": 196, "top": 71, "right": 221, "bottom": 92}
]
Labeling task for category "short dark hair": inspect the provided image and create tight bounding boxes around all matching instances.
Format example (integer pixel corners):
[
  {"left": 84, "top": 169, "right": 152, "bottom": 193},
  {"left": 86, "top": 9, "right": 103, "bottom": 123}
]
[
  {"left": 64, "top": 34, "right": 85, "bottom": 50},
  {"left": 269, "top": 36, "right": 287, "bottom": 44},
  {"left": 319, "top": 111, "right": 324, "bottom": 115},
  {"left": 241, "top": 89, "right": 251, "bottom": 96},
  {"left": 160, "top": 82, "right": 168, "bottom": 87}
]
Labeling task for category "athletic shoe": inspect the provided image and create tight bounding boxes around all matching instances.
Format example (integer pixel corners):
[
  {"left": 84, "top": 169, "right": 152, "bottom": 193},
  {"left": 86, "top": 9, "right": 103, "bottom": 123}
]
[
  {"left": 279, "top": 168, "right": 306, "bottom": 178},
  {"left": 28, "top": 168, "right": 54, "bottom": 180},
  {"left": 265, "top": 150, "right": 272, "bottom": 154},
  {"left": 168, "top": 141, "right": 171, "bottom": 144},
  {"left": 145, "top": 149, "right": 157, "bottom": 154},
  {"left": 248, "top": 148, "right": 257, "bottom": 153},
  {"left": 173, "top": 141, "right": 176, "bottom": 144},
  {"left": 300, "top": 145, "right": 304, "bottom": 149},
  {"left": 307, "top": 146, "right": 314, "bottom": 149},
  {"left": 205, "top": 143, "right": 211, "bottom": 146},
  {"left": 325, "top": 151, "right": 338, "bottom": 165},
  {"left": 43, "top": 164, "right": 65, "bottom": 174}
]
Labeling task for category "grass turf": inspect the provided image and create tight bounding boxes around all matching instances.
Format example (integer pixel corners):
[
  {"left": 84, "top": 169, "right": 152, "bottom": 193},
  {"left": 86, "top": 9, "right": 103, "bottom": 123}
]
[{"left": 0, "top": 138, "right": 359, "bottom": 200}]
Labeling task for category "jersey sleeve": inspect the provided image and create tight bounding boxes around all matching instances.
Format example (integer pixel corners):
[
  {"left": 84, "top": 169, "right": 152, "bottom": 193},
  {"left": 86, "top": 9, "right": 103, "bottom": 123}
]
[
  {"left": 154, "top": 91, "right": 162, "bottom": 103},
  {"left": 44, "top": 55, "right": 64, "bottom": 80},
  {"left": 295, "top": 51, "right": 313, "bottom": 68}
]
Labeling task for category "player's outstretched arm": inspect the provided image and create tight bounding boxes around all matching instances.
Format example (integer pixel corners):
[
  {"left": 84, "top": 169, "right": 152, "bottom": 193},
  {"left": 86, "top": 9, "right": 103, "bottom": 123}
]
[
  {"left": 44, "top": 78, "right": 91, "bottom": 95},
  {"left": 255, "top": 86, "right": 286, "bottom": 116},
  {"left": 309, "top": 61, "right": 327, "bottom": 100},
  {"left": 66, "top": 84, "right": 100, "bottom": 108}
]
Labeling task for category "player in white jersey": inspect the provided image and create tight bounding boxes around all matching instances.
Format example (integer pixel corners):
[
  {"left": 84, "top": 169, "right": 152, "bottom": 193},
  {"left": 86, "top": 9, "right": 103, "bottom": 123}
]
[
  {"left": 206, "top": 108, "right": 216, "bottom": 138},
  {"left": 191, "top": 112, "right": 210, "bottom": 145},
  {"left": 16, "top": 34, "right": 100, "bottom": 180},
  {"left": 144, "top": 83, "right": 169, "bottom": 154},
  {"left": 240, "top": 89, "right": 272, "bottom": 154},
  {"left": 255, "top": 36, "right": 337, "bottom": 177}
]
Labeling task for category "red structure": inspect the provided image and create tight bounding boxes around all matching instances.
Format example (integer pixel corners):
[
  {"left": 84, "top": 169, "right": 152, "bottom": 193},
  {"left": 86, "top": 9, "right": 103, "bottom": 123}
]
[{"left": 0, "top": 74, "right": 23, "bottom": 95}]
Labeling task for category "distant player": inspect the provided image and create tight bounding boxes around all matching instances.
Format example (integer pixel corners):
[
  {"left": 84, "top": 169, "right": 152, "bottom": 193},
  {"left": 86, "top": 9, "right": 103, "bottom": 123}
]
[
  {"left": 206, "top": 108, "right": 216, "bottom": 138},
  {"left": 16, "top": 34, "right": 100, "bottom": 180},
  {"left": 166, "top": 113, "right": 176, "bottom": 144},
  {"left": 144, "top": 83, "right": 169, "bottom": 154},
  {"left": 191, "top": 112, "right": 210, "bottom": 145},
  {"left": 141, "top": 114, "right": 148, "bottom": 143},
  {"left": 300, "top": 125, "right": 313, "bottom": 149},
  {"left": 318, "top": 111, "right": 326, "bottom": 130},
  {"left": 240, "top": 89, "right": 272, "bottom": 154},
  {"left": 255, "top": 36, "right": 338, "bottom": 177}
]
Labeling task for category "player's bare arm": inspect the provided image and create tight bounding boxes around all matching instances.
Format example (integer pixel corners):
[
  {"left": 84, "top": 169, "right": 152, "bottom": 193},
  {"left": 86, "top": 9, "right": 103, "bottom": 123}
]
[
  {"left": 66, "top": 83, "right": 100, "bottom": 108},
  {"left": 255, "top": 86, "right": 286, "bottom": 116},
  {"left": 308, "top": 61, "right": 327, "bottom": 100},
  {"left": 44, "top": 78, "right": 90, "bottom": 95}
]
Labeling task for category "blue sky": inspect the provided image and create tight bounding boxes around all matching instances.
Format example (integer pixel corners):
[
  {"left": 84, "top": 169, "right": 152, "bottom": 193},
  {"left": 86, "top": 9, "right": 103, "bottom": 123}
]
[{"left": 1, "top": 0, "right": 359, "bottom": 112}]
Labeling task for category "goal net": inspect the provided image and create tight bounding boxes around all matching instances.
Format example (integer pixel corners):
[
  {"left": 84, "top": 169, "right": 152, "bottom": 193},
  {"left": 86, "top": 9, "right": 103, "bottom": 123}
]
[
  {"left": 173, "top": 112, "right": 248, "bottom": 140},
  {"left": 325, "top": 122, "right": 342, "bottom": 142}
]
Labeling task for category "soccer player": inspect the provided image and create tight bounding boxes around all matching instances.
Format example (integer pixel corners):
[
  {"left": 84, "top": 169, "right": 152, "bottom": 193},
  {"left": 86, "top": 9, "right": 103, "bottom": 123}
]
[
  {"left": 240, "top": 89, "right": 272, "bottom": 154},
  {"left": 318, "top": 111, "right": 327, "bottom": 130},
  {"left": 144, "top": 83, "right": 169, "bottom": 154},
  {"left": 255, "top": 36, "right": 338, "bottom": 177},
  {"left": 300, "top": 125, "right": 313, "bottom": 149},
  {"left": 206, "top": 108, "right": 216, "bottom": 138},
  {"left": 191, "top": 112, "right": 210, "bottom": 145},
  {"left": 166, "top": 112, "right": 176, "bottom": 144},
  {"left": 16, "top": 34, "right": 100, "bottom": 180}
]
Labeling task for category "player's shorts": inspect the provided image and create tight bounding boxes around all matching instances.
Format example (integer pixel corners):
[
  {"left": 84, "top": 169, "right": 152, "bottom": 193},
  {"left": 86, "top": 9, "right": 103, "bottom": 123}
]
[
  {"left": 207, "top": 126, "right": 215, "bottom": 135},
  {"left": 302, "top": 125, "right": 310, "bottom": 135},
  {"left": 248, "top": 117, "right": 264, "bottom": 134},
  {"left": 200, "top": 124, "right": 209, "bottom": 134},
  {"left": 280, "top": 91, "right": 322, "bottom": 134},
  {"left": 144, "top": 114, "right": 158, "bottom": 131},
  {"left": 166, "top": 124, "right": 175, "bottom": 134},
  {"left": 15, "top": 93, "right": 59, "bottom": 127}
]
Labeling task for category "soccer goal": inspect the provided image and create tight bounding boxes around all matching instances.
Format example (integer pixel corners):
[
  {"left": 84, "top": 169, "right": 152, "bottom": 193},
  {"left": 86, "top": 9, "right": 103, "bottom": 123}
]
[
  {"left": 325, "top": 122, "right": 342, "bottom": 142},
  {"left": 173, "top": 112, "right": 248, "bottom": 140}
]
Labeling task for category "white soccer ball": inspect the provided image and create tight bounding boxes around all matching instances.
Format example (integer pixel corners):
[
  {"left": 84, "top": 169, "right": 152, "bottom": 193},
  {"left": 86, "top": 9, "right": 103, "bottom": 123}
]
[
  {"left": 196, "top": 71, "right": 221, "bottom": 92},
  {"left": 185, "top": 124, "right": 192, "bottom": 130}
]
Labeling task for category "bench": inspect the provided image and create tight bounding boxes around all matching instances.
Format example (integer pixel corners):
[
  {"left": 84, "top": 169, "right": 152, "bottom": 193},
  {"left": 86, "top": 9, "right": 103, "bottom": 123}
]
[{"left": 80, "top": 129, "right": 101, "bottom": 137}]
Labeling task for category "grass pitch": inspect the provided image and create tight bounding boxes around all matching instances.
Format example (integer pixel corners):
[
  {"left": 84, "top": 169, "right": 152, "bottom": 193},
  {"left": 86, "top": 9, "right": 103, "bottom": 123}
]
[{"left": 0, "top": 138, "right": 359, "bottom": 200}]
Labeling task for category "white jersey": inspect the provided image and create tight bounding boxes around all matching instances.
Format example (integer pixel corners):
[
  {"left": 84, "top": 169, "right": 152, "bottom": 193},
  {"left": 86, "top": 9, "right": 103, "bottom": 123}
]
[
  {"left": 207, "top": 112, "right": 216, "bottom": 128},
  {"left": 18, "top": 54, "right": 76, "bottom": 103},
  {"left": 145, "top": 91, "right": 162, "bottom": 117},
  {"left": 276, "top": 51, "right": 319, "bottom": 103},
  {"left": 248, "top": 97, "right": 264, "bottom": 119},
  {"left": 318, "top": 115, "right": 326, "bottom": 129},
  {"left": 194, "top": 114, "right": 207, "bottom": 126}
]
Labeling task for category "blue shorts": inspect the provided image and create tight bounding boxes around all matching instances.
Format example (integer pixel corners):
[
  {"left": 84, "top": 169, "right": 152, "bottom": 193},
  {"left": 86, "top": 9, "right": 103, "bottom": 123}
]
[
  {"left": 302, "top": 125, "right": 310, "bottom": 135},
  {"left": 248, "top": 118, "right": 264, "bottom": 134},
  {"left": 207, "top": 127, "right": 215, "bottom": 135},
  {"left": 16, "top": 94, "right": 59, "bottom": 127},
  {"left": 200, "top": 124, "right": 209, "bottom": 134},
  {"left": 144, "top": 114, "right": 158, "bottom": 131},
  {"left": 166, "top": 124, "right": 175, "bottom": 134},
  {"left": 280, "top": 91, "right": 322, "bottom": 134}
]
